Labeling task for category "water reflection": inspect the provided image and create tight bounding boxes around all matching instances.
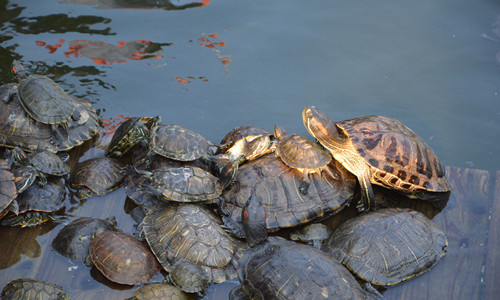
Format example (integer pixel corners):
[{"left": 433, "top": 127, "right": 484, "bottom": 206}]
[
  {"left": 61, "top": 0, "right": 210, "bottom": 10},
  {"left": 9, "top": 14, "right": 114, "bottom": 35}
]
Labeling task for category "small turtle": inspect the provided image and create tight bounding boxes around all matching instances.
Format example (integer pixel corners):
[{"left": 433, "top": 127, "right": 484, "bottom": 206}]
[
  {"left": 105, "top": 116, "right": 161, "bottom": 157},
  {"left": 222, "top": 153, "right": 356, "bottom": 234},
  {"left": 70, "top": 157, "right": 125, "bottom": 198},
  {"left": 166, "top": 259, "right": 209, "bottom": 294},
  {"left": 127, "top": 282, "right": 192, "bottom": 300},
  {"left": 322, "top": 208, "right": 447, "bottom": 287},
  {"left": 274, "top": 125, "right": 333, "bottom": 194},
  {"left": 6, "top": 146, "right": 70, "bottom": 188},
  {"left": 143, "top": 203, "right": 242, "bottom": 283},
  {"left": 0, "top": 159, "right": 19, "bottom": 219},
  {"left": 1, "top": 278, "right": 70, "bottom": 300},
  {"left": 0, "top": 83, "right": 100, "bottom": 153},
  {"left": 289, "top": 223, "right": 333, "bottom": 249},
  {"left": 0, "top": 211, "right": 61, "bottom": 227},
  {"left": 216, "top": 125, "right": 275, "bottom": 163},
  {"left": 6, "top": 61, "right": 81, "bottom": 146},
  {"left": 89, "top": 230, "right": 159, "bottom": 285},
  {"left": 52, "top": 216, "right": 117, "bottom": 264},
  {"left": 303, "top": 106, "right": 451, "bottom": 211}
]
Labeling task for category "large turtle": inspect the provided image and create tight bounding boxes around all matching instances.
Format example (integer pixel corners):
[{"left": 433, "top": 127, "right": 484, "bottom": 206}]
[
  {"left": 322, "top": 207, "right": 447, "bottom": 287},
  {"left": 105, "top": 116, "right": 161, "bottom": 157},
  {"left": 52, "top": 216, "right": 117, "bottom": 263},
  {"left": 5, "top": 61, "right": 81, "bottom": 146},
  {"left": 0, "top": 159, "right": 19, "bottom": 219},
  {"left": 0, "top": 83, "right": 100, "bottom": 153},
  {"left": 70, "top": 157, "right": 125, "bottom": 198},
  {"left": 222, "top": 153, "right": 356, "bottom": 234},
  {"left": 142, "top": 203, "right": 243, "bottom": 284},
  {"left": 89, "top": 230, "right": 160, "bottom": 285},
  {"left": 1, "top": 278, "right": 70, "bottom": 300},
  {"left": 302, "top": 106, "right": 451, "bottom": 211}
]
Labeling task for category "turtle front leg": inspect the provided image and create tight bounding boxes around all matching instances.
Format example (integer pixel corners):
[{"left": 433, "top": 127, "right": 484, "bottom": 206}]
[
  {"left": 36, "top": 171, "right": 48, "bottom": 187},
  {"left": 355, "top": 168, "right": 375, "bottom": 212},
  {"left": 49, "top": 124, "right": 66, "bottom": 146}
]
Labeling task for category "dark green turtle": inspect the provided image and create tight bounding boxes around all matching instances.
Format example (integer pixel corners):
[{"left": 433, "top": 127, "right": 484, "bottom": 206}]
[
  {"left": 1, "top": 278, "right": 70, "bottom": 300},
  {"left": 127, "top": 282, "right": 192, "bottom": 300},
  {"left": 166, "top": 259, "right": 209, "bottom": 294},
  {"left": 0, "top": 158, "right": 19, "bottom": 219},
  {"left": 105, "top": 116, "right": 161, "bottom": 157},
  {"left": 289, "top": 223, "right": 333, "bottom": 249},
  {"left": 6, "top": 61, "right": 81, "bottom": 146},
  {"left": 142, "top": 203, "right": 243, "bottom": 284},
  {"left": 0, "top": 83, "right": 100, "bottom": 153},
  {"left": 70, "top": 157, "right": 125, "bottom": 198},
  {"left": 302, "top": 106, "right": 451, "bottom": 211},
  {"left": 222, "top": 153, "right": 356, "bottom": 234},
  {"left": 7, "top": 146, "right": 69, "bottom": 188},
  {"left": 52, "top": 217, "right": 117, "bottom": 264},
  {"left": 89, "top": 230, "right": 160, "bottom": 285},
  {"left": 322, "top": 207, "right": 447, "bottom": 287}
]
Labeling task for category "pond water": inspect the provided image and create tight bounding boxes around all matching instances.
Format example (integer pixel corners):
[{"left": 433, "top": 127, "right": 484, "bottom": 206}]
[{"left": 0, "top": 0, "right": 499, "bottom": 299}]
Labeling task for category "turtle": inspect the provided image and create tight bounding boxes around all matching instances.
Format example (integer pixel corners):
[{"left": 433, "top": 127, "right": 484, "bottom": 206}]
[
  {"left": 321, "top": 207, "right": 448, "bottom": 287},
  {"left": 70, "top": 157, "right": 126, "bottom": 198},
  {"left": 52, "top": 216, "right": 117, "bottom": 264},
  {"left": 289, "top": 223, "right": 333, "bottom": 249},
  {"left": 302, "top": 105, "right": 452, "bottom": 211},
  {"left": 6, "top": 146, "right": 70, "bottom": 188},
  {"left": 127, "top": 282, "right": 192, "bottom": 300},
  {"left": 273, "top": 125, "right": 333, "bottom": 194},
  {"left": 89, "top": 230, "right": 160, "bottom": 285},
  {"left": 1, "top": 278, "right": 70, "bottom": 300},
  {"left": 0, "top": 83, "right": 100, "bottom": 153},
  {"left": 221, "top": 153, "right": 356, "bottom": 235},
  {"left": 5, "top": 61, "right": 81, "bottom": 146},
  {"left": 145, "top": 124, "right": 213, "bottom": 165},
  {"left": 105, "top": 115, "right": 161, "bottom": 157},
  {"left": 216, "top": 125, "right": 275, "bottom": 163},
  {"left": 1, "top": 177, "right": 66, "bottom": 227},
  {"left": 142, "top": 203, "right": 243, "bottom": 283},
  {"left": 166, "top": 259, "right": 209, "bottom": 294},
  {"left": 0, "top": 158, "right": 19, "bottom": 219}
]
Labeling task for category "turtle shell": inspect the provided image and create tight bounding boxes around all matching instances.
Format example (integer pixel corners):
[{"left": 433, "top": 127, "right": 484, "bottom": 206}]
[
  {"left": 0, "top": 159, "right": 18, "bottom": 219},
  {"left": 143, "top": 203, "right": 240, "bottom": 283},
  {"left": 70, "top": 157, "right": 125, "bottom": 196},
  {"left": 1, "top": 278, "right": 70, "bottom": 300},
  {"left": 289, "top": 223, "right": 333, "bottom": 249},
  {"left": 106, "top": 116, "right": 159, "bottom": 157},
  {"left": 169, "top": 259, "right": 209, "bottom": 293},
  {"left": 274, "top": 125, "right": 331, "bottom": 170},
  {"left": 16, "top": 177, "right": 66, "bottom": 213},
  {"left": 28, "top": 151, "right": 70, "bottom": 176},
  {"left": 237, "top": 236, "right": 371, "bottom": 299},
  {"left": 17, "top": 74, "right": 76, "bottom": 125},
  {"left": 89, "top": 230, "right": 159, "bottom": 285},
  {"left": 52, "top": 217, "right": 117, "bottom": 262},
  {"left": 0, "top": 83, "right": 100, "bottom": 153},
  {"left": 222, "top": 153, "right": 356, "bottom": 230},
  {"left": 149, "top": 124, "right": 210, "bottom": 161},
  {"left": 130, "top": 282, "right": 191, "bottom": 300},
  {"left": 336, "top": 115, "right": 451, "bottom": 194},
  {"left": 322, "top": 208, "right": 447, "bottom": 286},
  {"left": 147, "top": 166, "right": 222, "bottom": 202}
]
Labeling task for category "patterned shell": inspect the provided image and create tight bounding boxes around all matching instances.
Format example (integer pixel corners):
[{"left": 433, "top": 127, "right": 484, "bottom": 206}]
[
  {"left": 0, "top": 83, "right": 100, "bottom": 153},
  {"left": 143, "top": 203, "right": 239, "bottom": 283},
  {"left": 337, "top": 115, "right": 451, "bottom": 193},
  {"left": 322, "top": 208, "right": 447, "bottom": 286},
  {"left": 1, "top": 278, "right": 70, "bottom": 300},
  {"left": 0, "top": 159, "right": 18, "bottom": 219},
  {"left": 89, "top": 230, "right": 159, "bottom": 285},
  {"left": 275, "top": 132, "right": 331, "bottom": 170},
  {"left": 149, "top": 124, "right": 209, "bottom": 161},
  {"left": 16, "top": 177, "right": 66, "bottom": 213},
  {"left": 17, "top": 74, "right": 75, "bottom": 125},
  {"left": 222, "top": 153, "right": 356, "bottom": 230},
  {"left": 149, "top": 167, "right": 222, "bottom": 202},
  {"left": 52, "top": 217, "right": 117, "bottom": 262},
  {"left": 70, "top": 157, "right": 125, "bottom": 195},
  {"left": 237, "top": 236, "right": 372, "bottom": 300},
  {"left": 29, "top": 151, "right": 70, "bottom": 176},
  {"left": 131, "top": 282, "right": 191, "bottom": 300}
]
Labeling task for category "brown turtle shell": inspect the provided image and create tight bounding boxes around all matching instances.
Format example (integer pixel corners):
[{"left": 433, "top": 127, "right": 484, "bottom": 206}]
[
  {"left": 0, "top": 159, "right": 18, "bottom": 219},
  {"left": 70, "top": 157, "right": 125, "bottom": 195},
  {"left": 222, "top": 153, "right": 356, "bottom": 230},
  {"left": 149, "top": 124, "right": 209, "bottom": 161},
  {"left": 143, "top": 203, "right": 239, "bottom": 283},
  {"left": 275, "top": 129, "right": 331, "bottom": 170},
  {"left": 89, "top": 230, "right": 159, "bottom": 285}
]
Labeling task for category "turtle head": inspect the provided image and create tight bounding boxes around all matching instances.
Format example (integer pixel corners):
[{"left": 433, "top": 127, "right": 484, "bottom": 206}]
[
  {"left": 273, "top": 125, "right": 288, "bottom": 141},
  {"left": 76, "top": 186, "right": 94, "bottom": 199},
  {"left": 10, "top": 146, "right": 30, "bottom": 167},
  {"left": 11, "top": 60, "right": 27, "bottom": 80},
  {"left": 302, "top": 106, "right": 341, "bottom": 141},
  {"left": 14, "top": 165, "right": 37, "bottom": 193},
  {"left": 242, "top": 194, "right": 268, "bottom": 247}
]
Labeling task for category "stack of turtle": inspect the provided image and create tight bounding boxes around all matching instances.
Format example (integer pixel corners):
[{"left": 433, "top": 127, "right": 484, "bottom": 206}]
[{"left": 0, "top": 62, "right": 453, "bottom": 299}]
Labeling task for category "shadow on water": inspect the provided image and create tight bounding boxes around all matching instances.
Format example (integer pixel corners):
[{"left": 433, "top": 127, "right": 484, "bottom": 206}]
[{"left": 61, "top": 0, "right": 210, "bottom": 10}]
